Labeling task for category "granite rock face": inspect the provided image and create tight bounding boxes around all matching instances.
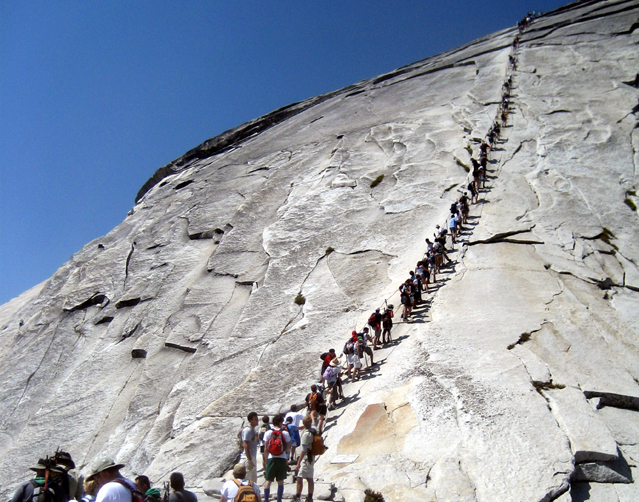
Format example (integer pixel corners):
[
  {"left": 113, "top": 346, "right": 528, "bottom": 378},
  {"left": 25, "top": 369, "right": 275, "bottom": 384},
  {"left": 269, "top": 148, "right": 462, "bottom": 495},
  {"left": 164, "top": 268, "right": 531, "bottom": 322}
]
[{"left": 2, "top": 1, "right": 639, "bottom": 501}]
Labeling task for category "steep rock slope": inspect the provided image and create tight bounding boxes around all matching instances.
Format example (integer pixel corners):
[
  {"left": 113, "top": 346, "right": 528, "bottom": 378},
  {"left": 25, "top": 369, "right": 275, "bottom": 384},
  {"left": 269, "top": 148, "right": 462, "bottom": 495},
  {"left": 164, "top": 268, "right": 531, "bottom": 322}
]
[{"left": 1, "top": 1, "right": 639, "bottom": 501}]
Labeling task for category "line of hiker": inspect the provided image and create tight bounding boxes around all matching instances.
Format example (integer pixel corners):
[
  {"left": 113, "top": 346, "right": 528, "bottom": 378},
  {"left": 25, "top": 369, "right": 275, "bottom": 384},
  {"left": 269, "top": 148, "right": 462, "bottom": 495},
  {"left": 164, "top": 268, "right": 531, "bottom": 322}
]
[
  {"left": 232, "top": 406, "right": 326, "bottom": 502},
  {"left": 11, "top": 15, "right": 532, "bottom": 502},
  {"left": 11, "top": 452, "right": 197, "bottom": 502}
]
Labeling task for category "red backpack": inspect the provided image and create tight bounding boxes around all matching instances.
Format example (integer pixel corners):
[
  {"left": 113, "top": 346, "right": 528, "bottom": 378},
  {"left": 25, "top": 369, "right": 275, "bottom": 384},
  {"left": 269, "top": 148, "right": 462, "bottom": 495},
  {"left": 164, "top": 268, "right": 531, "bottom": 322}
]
[{"left": 267, "top": 429, "right": 286, "bottom": 456}]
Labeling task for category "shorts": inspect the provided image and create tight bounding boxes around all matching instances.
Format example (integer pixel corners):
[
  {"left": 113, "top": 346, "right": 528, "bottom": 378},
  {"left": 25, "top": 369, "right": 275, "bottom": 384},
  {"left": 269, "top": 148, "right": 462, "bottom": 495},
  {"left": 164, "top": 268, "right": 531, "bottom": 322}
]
[
  {"left": 240, "top": 456, "right": 258, "bottom": 483},
  {"left": 298, "top": 456, "right": 314, "bottom": 479},
  {"left": 264, "top": 457, "right": 287, "bottom": 482},
  {"left": 347, "top": 353, "right": 361, "bottom": 369}
]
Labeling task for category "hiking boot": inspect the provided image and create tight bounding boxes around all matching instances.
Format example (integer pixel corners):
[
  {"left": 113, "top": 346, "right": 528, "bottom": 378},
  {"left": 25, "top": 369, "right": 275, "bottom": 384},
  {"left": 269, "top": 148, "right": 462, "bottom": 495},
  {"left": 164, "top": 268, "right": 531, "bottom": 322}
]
[{"left": 305, "top": 495, "right": 313, "bottom": 502}]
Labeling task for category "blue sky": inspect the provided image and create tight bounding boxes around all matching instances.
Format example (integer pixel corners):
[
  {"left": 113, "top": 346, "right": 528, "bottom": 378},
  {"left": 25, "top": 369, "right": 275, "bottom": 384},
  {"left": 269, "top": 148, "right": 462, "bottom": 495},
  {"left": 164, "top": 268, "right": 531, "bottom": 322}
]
[{"left": 0, "top": 0, "right": 567, "bottom": 305}]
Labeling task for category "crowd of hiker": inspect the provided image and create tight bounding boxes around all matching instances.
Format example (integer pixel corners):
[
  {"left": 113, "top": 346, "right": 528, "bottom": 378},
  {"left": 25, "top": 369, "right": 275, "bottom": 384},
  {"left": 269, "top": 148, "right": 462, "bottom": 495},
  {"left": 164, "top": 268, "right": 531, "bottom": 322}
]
[{"left": 11, "top": 14, "right": 533, "bottom": 502}]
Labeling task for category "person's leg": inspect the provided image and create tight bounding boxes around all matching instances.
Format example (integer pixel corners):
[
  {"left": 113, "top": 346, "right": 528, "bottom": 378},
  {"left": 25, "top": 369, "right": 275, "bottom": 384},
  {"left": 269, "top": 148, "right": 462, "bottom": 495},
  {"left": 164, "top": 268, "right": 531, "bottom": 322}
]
[
  {"left": 277, "top": 480, "right": 285, "bottom": 502},
  {"left": 306, "top": 478, "right": 315, "bottom": 501},
  {"left": 264, "top": 480, "right": 272, "bottom": 502},
  {"left": 296, "top": 476, "right": 304, "bottom": 499}
]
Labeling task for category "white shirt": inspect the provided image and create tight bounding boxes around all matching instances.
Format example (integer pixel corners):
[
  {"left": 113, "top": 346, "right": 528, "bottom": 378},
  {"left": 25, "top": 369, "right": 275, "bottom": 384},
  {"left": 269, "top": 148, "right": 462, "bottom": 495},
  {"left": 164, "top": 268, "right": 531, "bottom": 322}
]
[
  {"left": 220, "top": 479, "right": 260, "bottom": 502},
  {"left": 263, "top": 429, "right": 291, "bottom": 459},
  {"left": 96, "top": 479, "right": 134, "bottom": 502},
  {"left": 284, "top": 411, "right": 304, "bottom": 428}
]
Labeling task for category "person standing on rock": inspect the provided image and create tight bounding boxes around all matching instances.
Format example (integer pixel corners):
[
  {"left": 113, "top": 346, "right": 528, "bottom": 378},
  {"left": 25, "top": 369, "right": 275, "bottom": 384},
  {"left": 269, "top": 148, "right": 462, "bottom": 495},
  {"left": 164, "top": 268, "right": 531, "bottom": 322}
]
[
  {"left": 368, "top": 308, "right": 383, "bottom": 349},
  {"left": 381, "top": 305, "right": 393, "bottom": 345},
  {"left": 220, "top": 464, "right": 261, "bottom": 502},
  {"left": 262, "top": 414, "right": 291, "bottom": 502},
  {"left": 305, "top": 385, "right": 326, "bottom": 434},
  {"left": 168, "top": 473, "right": 197, "bottom": 502},
  {"left": 294, "top": 415, "right": 316, "bottom": 502},
  {"left": 87, "top": 457, "right": 136, "bottom": 502},
  {"left": 319, "top": 349, "right": 336, "bottom": 381},
  {"left": 360, "top": 327, "right": 375, "bottom": 366},
  {"left": 240, "top": 412, "right": 260, "bottom": 483},
  {"left": 11, "top": 459, "right": 67, "bottom": 502},
  {"left": 54, "top": 451, "right": 83, "bottom": 501}
]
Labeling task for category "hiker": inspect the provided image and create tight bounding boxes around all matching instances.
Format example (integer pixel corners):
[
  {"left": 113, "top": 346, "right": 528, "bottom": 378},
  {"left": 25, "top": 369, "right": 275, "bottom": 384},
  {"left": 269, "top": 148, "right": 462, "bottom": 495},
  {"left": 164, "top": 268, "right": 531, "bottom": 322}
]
[
  {"left": 240, "top": 412, "right": 260, "bottom": 483},
  {"left": 168, "top": 473, "right": 197, "bottom": 502},
  {"left": 368, "top": 308, "right": 383, "bottom": 349},
  {"left": 285, "top": 416, "right": 301, "bottom": 463},
  {"left": 427, "top": 251, "right": 437, "bottom": 283},
  {"left": 416, "top": 261, "right": 428, "bottom": 291},
  {"left": 323, "top": 357, "right": 344, "bottom": 410},
  {"left": 468, "top": 181, "right": 478, "bottom": 204},
  {"left": 134, "top": 476, "right": 160, "bottom": 501},
  {"left": 322, "top": 356, "right": 344, "bottom": 403},
  {"left": 359, "top": 328, "right": 375, "bottom": 366},
  {"left": 381, "top": 306, "right": 393, "bottom": 344},
  {"left": 54, "top": 451, "right": 83, "bottom": 501},
  {"left": 399, "top": 280, "right": 412, "bottom": 320},
  {"left": 449, "top": 214, "right": 457, "bottom": 243},
  {"left": 262, "top": 414, "right": 291, "bottom": 502},
  {"left": 319, "top": 349, "right": 336, "bottom": 381},
  {"left": 11, "top": 459, "right": 67, "bottom": 502},
  {"left": 344, "top": 337, "right": 362, "bottom": 381},
  {"left": 410, "top": 271, "right": 422, "bottom": 305},
  {"left": 294, "top": 416, "right": 317, "bottom": 502},
  {"left": 86, "top": 457, "right": 136, "bottom": 502},
  {"left": 434, "top": 240, "right": 451, "bottom": 266},
  {"left": 305, "top": 385, "right": 326, "bottom": 434},
  {"left": 259, "top": 416, "right": 272, "bottom": 454},
  {"left": 285, "top": 405, "right": 304, "bottom": 429},
  {"left": 220, "top": 463, "right": 261, "bottom": 502},
  {"left": 81, "top": 478, "right": 99, "bottom": 502},
  {"left": 460, "top": 194, "right": 469, "bottom": 224}
]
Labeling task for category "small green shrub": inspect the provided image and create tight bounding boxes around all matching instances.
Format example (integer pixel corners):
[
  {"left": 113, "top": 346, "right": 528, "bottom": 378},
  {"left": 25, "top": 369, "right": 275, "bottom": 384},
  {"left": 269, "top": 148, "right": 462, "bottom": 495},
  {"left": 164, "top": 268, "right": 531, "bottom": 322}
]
[
  {"left": 370, "top": 174, "right": 384, "bottom": 188},
  {"left": 627, "top": 190, "right": 636, "bottom": 196},
  {"left": 444, "top": 183, "right": 459, "bottom": 193},
  {"left": 325, "top": 246, "right": 335, "bottom": 255},
  {"left": 625, "top": 198, "right": 637, "bottom": 211},
  {"left": 507, "top": 332, "right": 532, "bottom": 350},
  {"left": 294, "top": 294, "right": 306, "bottom": 305},
  {"left": 455, "top": 158, "right": 471, "bottom": 172},
  {"left": 464, "top": 144, "right": 473, "bottom": 156}
]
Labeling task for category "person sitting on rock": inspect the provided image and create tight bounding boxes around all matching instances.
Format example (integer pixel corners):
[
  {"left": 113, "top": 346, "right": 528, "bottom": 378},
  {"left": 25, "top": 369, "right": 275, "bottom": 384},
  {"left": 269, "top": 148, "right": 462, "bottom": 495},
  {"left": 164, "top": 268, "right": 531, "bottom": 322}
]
[{"left": 220, "top": 464, "right": 261, "bottom": 502}]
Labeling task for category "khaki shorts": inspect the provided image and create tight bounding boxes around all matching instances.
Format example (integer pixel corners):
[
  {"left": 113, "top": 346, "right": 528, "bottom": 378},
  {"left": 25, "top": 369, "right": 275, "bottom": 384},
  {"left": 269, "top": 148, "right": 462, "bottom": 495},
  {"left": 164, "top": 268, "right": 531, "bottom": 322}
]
[{"left": 298, "top": 456, "right": 314, "bottom": 479}]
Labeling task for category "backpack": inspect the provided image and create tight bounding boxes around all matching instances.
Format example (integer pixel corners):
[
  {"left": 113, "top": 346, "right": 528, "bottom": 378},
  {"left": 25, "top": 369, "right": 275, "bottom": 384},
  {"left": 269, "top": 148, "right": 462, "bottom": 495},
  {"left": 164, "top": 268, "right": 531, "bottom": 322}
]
[
  {"left": 29, "top": 481, "right": 57, "bottom": 502},
  {"left": 308, "top": 392, "right": 320, "bottom": 411},
  {"left": 232, "top": 480, "right": 257, "bottom": 502},
  {"left": 367, "top": 313, "right": 377, "bottom": 327},
  {"left": 267, "top": 429, "right": 286, "bottom": 456},
  {"left": 343, "top": 341, "right": 354, "bottom": 355},
  {"left": 236, "top": 425, "right": 255, "bottom": 451},
  {"left": 113, "top": 479, "right": 146, "bottom": 502},
  {"left": 309, "top": 429, "right": 326, "bottom": 456},
  {"left": 322, "top": 366, "right": 336, "bottom": 382}
]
